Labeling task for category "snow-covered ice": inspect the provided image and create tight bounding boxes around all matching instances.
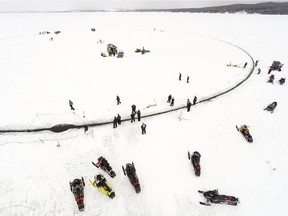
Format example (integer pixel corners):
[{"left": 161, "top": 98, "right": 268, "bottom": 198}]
[{"left": 0, "top": 12, "right": 287, "bottom": 216}]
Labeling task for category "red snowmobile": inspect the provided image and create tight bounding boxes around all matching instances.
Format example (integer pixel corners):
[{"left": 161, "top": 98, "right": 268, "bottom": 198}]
[
  {"left": 122, "top": 162, "right": 141, "bottom": 193},
  {"left": 92, "top": 156, "right": 116, "bottom": 178},
  {"left": 188, "top": 151, "right": 201, "bottom": 176},
  {"left": 70, "top": 177, "right": 85, "bottom": 211},
  {"left": 199, "top": 189, "right": 239, "bottom": 206}
]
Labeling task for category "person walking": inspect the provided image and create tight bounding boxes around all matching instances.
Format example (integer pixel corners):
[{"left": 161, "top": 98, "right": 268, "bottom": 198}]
[
  {"left": 131, "top": 104, "right": 136, "bottom": 113},
  {"left": 167, "top": 94, "right": 172, "bottom": 103},
  {"left": 179, "top": 73, "right": 182, "bottom": 81},
  {"left": 137, "top": 110, "right": 141, "bottom": 121},
  {"left": 69, "top": 100, "right": 75, "bottom": 110},
  {"left": 141, "top": 123, "right": 147, "bottom": 134},
  {"left": 193, "top": 96, "right": 197, "bottom": 105},
  {"left": 187, "top": 99, "right": 192, "bottom": 112},
  {"left": 130, "top": 112, "right": 136, "bottom": 123},
  {"left": 113, "top": 117, "right": 118, "bottom": 128},
  {"left": 116, "top": 95, "right": 121, "bottom": 105},
  {"left": 243, "top": 62, "right": 247, "bottom": 69},
  {"left": 187, "top": 76, "right": 189, "bottom": 83},
  {"left": 116, "top": 114, "right": 121, "bottom": 125},
  {"left": 170, "top": 97, "right": 175, "bottom": 107}
]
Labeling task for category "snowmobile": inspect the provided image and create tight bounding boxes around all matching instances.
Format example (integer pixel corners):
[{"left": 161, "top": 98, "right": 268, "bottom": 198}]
[
  {"left": 122, "top": 162, "right": 141, "bottom": 193},
  {"left": 236, "top": 125, "right": 253, "bottom": 143},
  {"left": 92, "top": 156, "right": 116, "bottom": 178},
  {"left": 89, "top": 173, "right": 115, "bottom": 199},
  {"left": 188, "top": 151, "right": 201, "bottom": 176},
  {"left": 267, "top": 74, "right": 275, "bottom": 84},
  {"left": 279, "top": 77, "right": 285, "bottom": 85},
  {"left": 70, "top": 177, "right": 85, "bottom": 211},
  {"left": 198, "top": 189, "right": 239, "bottom": 206},
  {"left": 264, "top": 101, "right": 277, "bottom": 113}
]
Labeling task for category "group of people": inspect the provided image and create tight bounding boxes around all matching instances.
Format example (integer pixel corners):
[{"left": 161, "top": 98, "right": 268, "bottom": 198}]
[
  {"left": 179, "top": 73, "right": 190, "bottom": 83},
  {"left": 68, "top": 89, "right": 199, "bottom": 135}
]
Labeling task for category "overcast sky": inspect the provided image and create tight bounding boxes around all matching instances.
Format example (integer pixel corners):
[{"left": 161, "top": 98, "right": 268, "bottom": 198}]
[{"left": 0, "top": 1, "right": 285, "bottom": 12}]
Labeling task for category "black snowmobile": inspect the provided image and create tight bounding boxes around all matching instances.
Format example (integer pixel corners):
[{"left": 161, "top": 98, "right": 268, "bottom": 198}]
[
  {"left": 264, "top": 101, "right": 277, "bottom": 113},
  {"left": 122, "top": 162, "right": 141, "bottom": 193},
  {"left": 70, "top": 177, "right": 85, "bottom": 211},
  {"left": 188, "top": 151, "right": 201, "bottom": 176},
  {"left": 92, "top": 156, "right": 116, "bottom": 178},
  {"left": 267, "top": 74, "right": 275, "bottom": 84},
  {"left": 279, "top": 78, "right": 285, "bottom": 85},
  {"left": 236, "top": 125, "right": 253, "bottom": 143},
  {"left": 198, "top": 189, "right": 239, "bottom": 206}
]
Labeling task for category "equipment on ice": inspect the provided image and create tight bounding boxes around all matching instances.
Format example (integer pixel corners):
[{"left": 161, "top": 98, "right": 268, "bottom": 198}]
[
  {"left": 92, "top": 156, "right": 116, "bottom": 178},
  {"left": 271, "top": 61, "right": 284, "bottom": 71},
  {"left": 70, "top": 177, "right": 85, "bottom": 211},
  {"left": 198, "top": 189, "right": 239, "bottom": 206},
  {"left": 279, "top": 77, "right": 285, "bottom": 85},
  {"left": 107, "top": 44, "right": 118, "bottom": 56},
  {"left": 236, "top": 125, "right": 253, "bottom": 143},
  {"left": 122, "top": 162, "right": 141, "bottom": 193},
  {"left": 267, "top": 74, "right": 275, "bottom": 84},
  {"left": 264, "top": 101, "right": 277, "bottom": 113},
  {"left": 89, "top": 174, "right": 115, "bottom": 199},
  {"left": 188, "top": 151, "right": 201, "bottom": 176}
]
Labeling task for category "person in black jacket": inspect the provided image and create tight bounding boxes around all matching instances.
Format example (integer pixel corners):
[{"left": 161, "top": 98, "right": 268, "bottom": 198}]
[
  {"left": 69, "top": 100, "right": 75, "bottom": 110},
  {"left": 116, "top": 95, "right": 121, "bottom": 105},
  {"left": 131, "top": 104, "right": 136, "bottom": 113},
  {"left": 187, "top": 99, "right": 192, "bottom": 112},
  {"left": 167, "top": 94, "right": 172, "bottom": 103},
  {"left": 116, "top": 114, "right": 121, "bottom": 125},
  {"left": 141, "top": 123, "right": 147, "bottom": 134},
  {"left": 170, "top": 97, "right": 174, "bottom": 107},
  {"left": 113, "top": 117, "right": 118, "bottom": 128},
  {"left": 130, "top": 112, "right": 136, "bottom": 123},
  {"left": 137, "top": 110, "right": 141, "bottom": 121},
  {"left": 193, "top": 96, "right": 197, "bottom": 105}
]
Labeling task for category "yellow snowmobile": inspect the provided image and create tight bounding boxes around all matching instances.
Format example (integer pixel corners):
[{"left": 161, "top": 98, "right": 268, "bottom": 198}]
[{"left": 89, "top": 174, "right": 115, "bottom": 199}]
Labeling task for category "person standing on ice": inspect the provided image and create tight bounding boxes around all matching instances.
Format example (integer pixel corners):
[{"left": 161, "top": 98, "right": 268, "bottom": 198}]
[
  {"left": 187, "top": 76, "right": 190, "bottom": 83},
  {"left": 141, "top": 123, "right": 147, "bottom": 134},
  {"left": 255, "top": 60, "right": 259, "bottom": 67},
  {"left": 130, "top": 112, "right": 136, "bottom": 123},
  {"left": 113, "top": 117, "right": 118, "bottom": 128},
  {"left": 167, "top": 94, "right": 172, "bottom": 103},
  {"left": 131, "top": 104, "right": 136, "bottom": 113},
  {"left": 187, "top": 99, "right": 192, "bottom": 112},
  {"left": 116, "top": 95, "right": 121, "bottom": 105},
  {"left": 193, "top": 96, "right": 197, "bottom": 105},
  {"left": 243, "top": 62, "right": 247, "bottom": 69},
  {"left": 170, "top": 97, "right": 175, "bottom": 107},
  {"left": 69, "top": 100, "right": 75, "bottom": 110},
  {"left": 137, "top": 110, "right": 141, "bottom": 121},
  {"left": 179, "top": 73, "right": 182, "bottom": 81},
  {"left": 116, "top": 114, "right": 121, "bottom": 125}
]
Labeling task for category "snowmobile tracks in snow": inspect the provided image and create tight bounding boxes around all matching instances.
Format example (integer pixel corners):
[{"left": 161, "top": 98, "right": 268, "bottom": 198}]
[{"left": 0, "top": 35, "right": 254, "bottom": 134}]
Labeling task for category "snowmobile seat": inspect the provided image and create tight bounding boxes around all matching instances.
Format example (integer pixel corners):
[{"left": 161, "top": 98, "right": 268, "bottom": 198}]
[{"left": 193, "top": 151, "right": 201, "bottom": 158}]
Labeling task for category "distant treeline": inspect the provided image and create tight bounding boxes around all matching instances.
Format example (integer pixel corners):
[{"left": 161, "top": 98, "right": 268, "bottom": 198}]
[{"left": 133, "top": 2, "right": 288, "bottom": 15}]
